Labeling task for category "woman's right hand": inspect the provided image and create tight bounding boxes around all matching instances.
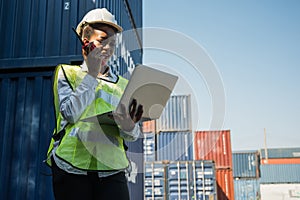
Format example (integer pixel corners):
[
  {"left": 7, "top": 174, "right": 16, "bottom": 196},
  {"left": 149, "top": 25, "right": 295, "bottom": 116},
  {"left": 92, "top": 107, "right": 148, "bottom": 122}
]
[{"left": 82, "top": 46, "right": 103, "bottom": 78}]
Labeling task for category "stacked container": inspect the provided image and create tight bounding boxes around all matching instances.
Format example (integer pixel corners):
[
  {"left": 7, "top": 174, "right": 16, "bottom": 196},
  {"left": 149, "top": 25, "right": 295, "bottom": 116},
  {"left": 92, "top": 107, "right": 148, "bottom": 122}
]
[
  {"left": 143, "top": 120, "right": 156, "bottom": 162},
  {"left": 144, "top": 160, "right": 217, "bottom": 200},
  {"left": 143, "top": 95, "right": 193, "bottom": 163},
  {"left": 157, "top": 131, "right": 194, "bottom": 161},
  {"left": 156, "top": 95, "right": 192, "bottom": 162},
  {"left": 259, "top": 148, "right": 300, "bottom": 199},
  {"left": 232, "top": 151, "right": 260, "bottom": 200},
  {"left": 260, "top": 147, "right": 300, "bottom": 165},
  {"left": 168, "top": 160, "right": 217, "bottom": 200},
  {"left": 0, "top": 1, "right": 143, "bottom": 200},
  {"left": 194, "top": 130, "right": 234, "bottom": 200},
  {"left": 156, "top": 95, "right": 192, "bottom": 132},
  {"left": 143, "top": 95, "right": 219, "bottom": 199},
  {"left": 144, "top": 161, "right": 168, "bottom": 200}
]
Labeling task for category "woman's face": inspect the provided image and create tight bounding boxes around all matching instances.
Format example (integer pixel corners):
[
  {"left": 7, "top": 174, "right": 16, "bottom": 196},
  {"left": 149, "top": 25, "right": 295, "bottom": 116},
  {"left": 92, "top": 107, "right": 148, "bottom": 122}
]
[{"left": 84, "top": 25, "right": 117, "bottom": 65}]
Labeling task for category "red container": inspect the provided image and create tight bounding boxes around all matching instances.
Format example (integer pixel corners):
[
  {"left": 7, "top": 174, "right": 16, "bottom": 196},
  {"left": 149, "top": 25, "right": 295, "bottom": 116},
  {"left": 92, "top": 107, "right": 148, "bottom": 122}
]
[
  {"left": 261, "top": 158, "right": 300, "bottom": 165},
  {"left": 194, "top": 130, "right": 233, "bottom": 169},
  {"left": 142, "top": 120, "right": 156, "bottom": 133},
  {"left": 216, "top": 169, "right": 235, "bottom": 200}
]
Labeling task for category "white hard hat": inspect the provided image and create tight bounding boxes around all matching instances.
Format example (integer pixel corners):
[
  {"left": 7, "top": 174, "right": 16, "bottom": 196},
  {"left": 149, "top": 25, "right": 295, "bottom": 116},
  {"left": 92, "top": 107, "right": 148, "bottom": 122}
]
[{"left": 76, "top": 8, "right": 123, "bottom": 36}]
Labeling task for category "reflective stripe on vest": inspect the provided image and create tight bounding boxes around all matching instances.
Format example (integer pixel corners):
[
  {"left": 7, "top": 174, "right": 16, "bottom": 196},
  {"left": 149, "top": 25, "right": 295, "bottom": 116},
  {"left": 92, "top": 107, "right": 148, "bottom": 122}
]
[{"left": 47, "top": 64, "right": 129, "bottom": 171}]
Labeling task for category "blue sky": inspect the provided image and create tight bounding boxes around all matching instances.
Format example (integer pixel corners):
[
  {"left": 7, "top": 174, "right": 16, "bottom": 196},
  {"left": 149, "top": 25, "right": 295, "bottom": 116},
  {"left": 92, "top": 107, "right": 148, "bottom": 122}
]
[{"left": 142, "top": 0, "right": 300, "bottom": 150}]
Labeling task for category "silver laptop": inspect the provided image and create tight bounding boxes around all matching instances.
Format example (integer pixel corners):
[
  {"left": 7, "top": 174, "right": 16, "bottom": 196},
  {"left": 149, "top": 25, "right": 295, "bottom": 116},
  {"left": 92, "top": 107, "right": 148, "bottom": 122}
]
[{"left": 97, "top": 64, "right": 178, "bottom": 124}]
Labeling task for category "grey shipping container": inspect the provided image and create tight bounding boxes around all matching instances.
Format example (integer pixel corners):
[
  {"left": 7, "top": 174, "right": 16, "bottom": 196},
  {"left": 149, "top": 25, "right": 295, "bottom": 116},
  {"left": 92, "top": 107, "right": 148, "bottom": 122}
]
[
  {"left": 157, "top": 131, "right": 194, "bottom": 161},
  {"left": 260, "top": 164, "right": 300, "bottom": 183},
  {"left": 234, "top": 179, "right": 260, "bottom": 200},
  {"left": 156, "top": 95, "right": 192, "bottom": 132},
  {"left": 0, "top": 0, "right": 143, "bottom": 199},
  {"left": 168, "top": 160, "right": 217, "bottom": 200},
  {"left": 232, "top": 151, "right": 260, "bottom": 178},
  {"left": 260, "top": 147, "right": 300, "bottom": 159}
]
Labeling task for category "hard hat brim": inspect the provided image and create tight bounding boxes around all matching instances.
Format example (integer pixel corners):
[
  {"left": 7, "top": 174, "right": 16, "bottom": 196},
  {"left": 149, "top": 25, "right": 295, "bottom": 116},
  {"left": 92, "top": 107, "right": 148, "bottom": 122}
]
[{"left": 76, "top": 20, "right": 123, "bottom": 36}]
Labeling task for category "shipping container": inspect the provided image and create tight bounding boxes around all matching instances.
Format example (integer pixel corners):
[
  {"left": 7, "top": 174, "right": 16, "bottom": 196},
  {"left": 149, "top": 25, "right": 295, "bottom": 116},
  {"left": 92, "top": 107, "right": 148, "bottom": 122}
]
[
  {"left": 260, "top": 147, "right": 300, "bottom": 159},
  {"left": 260, "top": 164, "right": 300, "bottom": 184},
  {"left": 232, "top": 151, "right": 260, "bottom": 178},
  {"left": 0, "top": 0, "right": 143, "bottom": 71},
  {"left": 0, "top": 0, "right": 143, "bottom": 200},
  {"left": 261, "top": 158, "right": 300, "bottom": 165},
  {"left": 194, "top": 130, "right": 233, "bottom": 169},
  {"left": 157, "top": 131, "right": 194, "bottom": 161},
  {"left": 156, "top": 95, "right": 192, "bottom": 132},
  {"left": 144, "top": 161, "right": 217, "bottom": 200},
  {"left": 144, "top": 132, "right": 156, "bottom": 162},
  {"left": 260, "top": 183, "right": 300, "bottom": 200},
  {"left": 168, "top": 161, "right": 192, "bottom": 200},
  {"left": 144, "top": 161, "right": 168, "bottom": 200},
  {"left": 216, "top": 169, "right": 235, "bottom": 200},
  {"left": 126, "top": 137, "right": 144, "bottom": 200},
  {"left": 143, "top": 120, "right": 156, "bottom": 133},
  {"left": 168, "top": 160, "right": 217, "bottom": 200},
  {"left": 234, "top": 178, "right": 260, "bottom": 200},
  {"left": 0, "top": 68, "right": 55, "bottom": 200}
]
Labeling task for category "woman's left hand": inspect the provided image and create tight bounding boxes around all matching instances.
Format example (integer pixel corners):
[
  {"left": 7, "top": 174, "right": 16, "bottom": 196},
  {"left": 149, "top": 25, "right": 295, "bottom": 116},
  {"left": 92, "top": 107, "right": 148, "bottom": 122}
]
[{"left": 112, "top": 99, "right": 143, "bottom": 131}]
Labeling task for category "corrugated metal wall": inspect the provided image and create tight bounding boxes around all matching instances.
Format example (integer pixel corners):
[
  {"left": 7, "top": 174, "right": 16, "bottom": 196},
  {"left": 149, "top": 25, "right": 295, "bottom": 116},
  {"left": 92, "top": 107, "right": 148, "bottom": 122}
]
[
  {"left": 0, "top": 0, "right": 143, "bottom": 199},
  {"left": 0, "top": 0, "right": 142, "bottom": 70},
  {"left": 232, "top": 151, "right": 260, "bottom": 178},
  {"left": 0, "top": 68, "right": 55, "bottom": 200},
  {"left": 194, "top": 130, "right": 233, "bottom": 169},
  {"left": 260, "top": 164, "right": 300, "bottom": 183},
  {"left": 156, "top": 95, "right": 192, "bottom": 132},
  {"left": 234, "top": 179, "right": 260, "bottom": 200},
  {"left": 216, "top": 169, "right": 235, "bottom": 200},
  {"left": 260, "top": 148, "right": 300, "bottom": 159},
  {"left": 157, "top": 131, "right": 194, "bottom": 161}
]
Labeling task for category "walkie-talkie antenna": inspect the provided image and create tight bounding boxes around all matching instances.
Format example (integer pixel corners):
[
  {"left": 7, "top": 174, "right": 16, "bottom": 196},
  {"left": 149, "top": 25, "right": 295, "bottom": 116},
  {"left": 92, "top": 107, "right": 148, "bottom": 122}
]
[{"left": 72, "top": 27, "right": 84, "bottom": 45}]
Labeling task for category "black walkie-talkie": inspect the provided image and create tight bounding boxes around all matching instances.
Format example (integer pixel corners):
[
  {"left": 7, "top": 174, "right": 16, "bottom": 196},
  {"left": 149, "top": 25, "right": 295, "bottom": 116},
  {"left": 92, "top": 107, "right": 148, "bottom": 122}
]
[{"left": 72, "top": 27, "right": 95, "bottom": 55}]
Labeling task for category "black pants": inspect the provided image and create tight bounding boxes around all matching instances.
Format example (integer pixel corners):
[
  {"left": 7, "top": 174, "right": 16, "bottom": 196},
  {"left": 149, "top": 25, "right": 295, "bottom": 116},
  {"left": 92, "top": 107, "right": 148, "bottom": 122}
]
[{"left": 51, "top": 159, "right": 130, "bottom": 200}]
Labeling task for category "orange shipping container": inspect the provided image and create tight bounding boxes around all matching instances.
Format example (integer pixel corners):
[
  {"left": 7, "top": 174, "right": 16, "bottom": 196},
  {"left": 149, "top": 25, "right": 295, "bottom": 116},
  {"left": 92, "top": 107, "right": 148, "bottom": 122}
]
[
  {"left": 194, "top": 130, "right": 233, "bottom": 169},
  {"left": 142, "top": 120, "right": 156, "bottom": 133},
  {"left": 216, "top": 169, "right": 235, "bottom": 200},
  {"left": 261, "top": 158, "right": 300, "bottom": 165}
]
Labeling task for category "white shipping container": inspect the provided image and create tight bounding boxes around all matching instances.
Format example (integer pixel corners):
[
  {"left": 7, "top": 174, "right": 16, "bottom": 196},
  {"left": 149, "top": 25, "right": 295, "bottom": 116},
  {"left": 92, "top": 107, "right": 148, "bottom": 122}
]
[{"left": 260, "top": 184, "right": 300, "bottom": 200}]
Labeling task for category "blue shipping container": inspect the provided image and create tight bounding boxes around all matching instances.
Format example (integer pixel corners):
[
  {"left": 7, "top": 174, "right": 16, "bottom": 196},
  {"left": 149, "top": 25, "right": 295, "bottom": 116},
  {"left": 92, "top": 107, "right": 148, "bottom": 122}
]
[
  {"left": 0, "top": 0, "right": 143, "bottom": 199},
  {"left": 0, "top": 0, "right": 142, "bottom": 69},
  {"left": 234, "top": 179, "right": 260, "bottom": 200},
  {"left": 0, "top": 69, "right": 55, "bottom": 200},
  {"left": 144, "top": 161, "right": 168, "bottom": 200},
  {"left": 144, "top": 132, "right": 156, "bottom": 162},
  {"left": 232, "top": 151, "right": 260, "bottom": 178},
  {"left": 260, "top": 164, "right": 300, "bottom": 183},
  {"left": 260, "top": 148, "right": 300, "bottom": 159},
  {"left": 156, "top": 95, "right": 192, "bottom": 132},
  {"left": 168, "top": 161, "right": 217, "bottom": 200},
  {"left": 157, "top": 131, "right": 194, "bottom": 161}
]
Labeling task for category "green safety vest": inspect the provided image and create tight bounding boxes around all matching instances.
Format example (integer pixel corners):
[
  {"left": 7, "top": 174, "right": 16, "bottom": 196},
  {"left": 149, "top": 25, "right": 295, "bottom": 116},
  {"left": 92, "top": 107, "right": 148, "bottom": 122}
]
[{"left": 47, "top": 64, "right": 129, "bottom": 171}]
